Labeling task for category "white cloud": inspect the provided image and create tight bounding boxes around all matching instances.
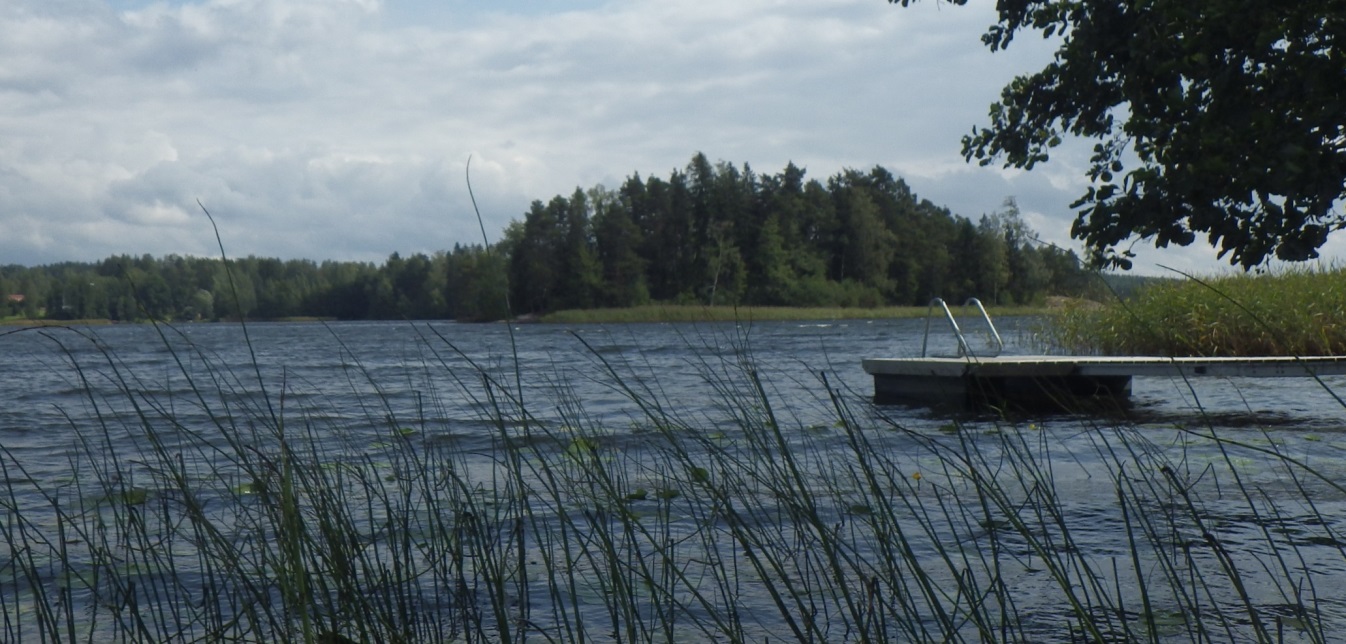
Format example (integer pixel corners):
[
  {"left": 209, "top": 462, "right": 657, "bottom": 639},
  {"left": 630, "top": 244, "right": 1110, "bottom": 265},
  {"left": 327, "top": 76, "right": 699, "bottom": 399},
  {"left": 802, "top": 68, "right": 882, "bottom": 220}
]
[{"left": 0, "top": 0, "right": 1335, "bottom": 275}]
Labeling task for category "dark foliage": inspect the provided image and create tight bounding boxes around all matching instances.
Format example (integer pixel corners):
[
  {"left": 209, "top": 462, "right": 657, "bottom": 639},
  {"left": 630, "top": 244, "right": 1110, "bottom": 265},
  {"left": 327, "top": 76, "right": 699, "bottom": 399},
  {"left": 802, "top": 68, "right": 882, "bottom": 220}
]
[
  {"left": 0, "top": 155, "right": 1097, "bottom": 322},
  {"left": 899, "top": 0, "right": 1346, "bottom": 269},
  {"left": 503, "top": 155, "right": 1097, "bottom": 314}
]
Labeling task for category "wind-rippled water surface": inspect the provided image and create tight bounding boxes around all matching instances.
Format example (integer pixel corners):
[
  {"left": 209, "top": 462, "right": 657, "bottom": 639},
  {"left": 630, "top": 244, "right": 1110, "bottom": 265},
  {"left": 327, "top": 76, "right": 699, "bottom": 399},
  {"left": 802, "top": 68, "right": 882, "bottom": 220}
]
[{"left": 2, "top": 318, "right": 1346, "bottom": 642}]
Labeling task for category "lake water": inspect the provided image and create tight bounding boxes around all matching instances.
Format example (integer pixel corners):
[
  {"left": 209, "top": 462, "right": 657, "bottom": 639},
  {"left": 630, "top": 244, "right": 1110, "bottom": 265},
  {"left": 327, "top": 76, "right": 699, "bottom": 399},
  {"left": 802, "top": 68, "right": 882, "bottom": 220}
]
[{"left": 3, "top": 318, "right": 1346, "bottom": 641}]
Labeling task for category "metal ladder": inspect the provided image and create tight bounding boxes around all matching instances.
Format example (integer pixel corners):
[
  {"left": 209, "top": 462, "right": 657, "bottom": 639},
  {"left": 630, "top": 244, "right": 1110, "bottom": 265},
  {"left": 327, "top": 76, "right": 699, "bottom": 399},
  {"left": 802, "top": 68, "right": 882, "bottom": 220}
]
[{"left": 921, "top": 297, "right": 1005, "bottom": 358}]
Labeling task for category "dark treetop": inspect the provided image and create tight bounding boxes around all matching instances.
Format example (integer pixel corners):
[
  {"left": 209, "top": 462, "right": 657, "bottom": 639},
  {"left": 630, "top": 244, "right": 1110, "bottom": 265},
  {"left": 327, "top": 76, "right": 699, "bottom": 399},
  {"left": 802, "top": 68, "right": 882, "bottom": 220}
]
[
  {"left": 895, "top": 0, "right": 1346, "bottom": 269},
  {"left": 1, "top": 156, "right": 1100, "bottom": 322}
]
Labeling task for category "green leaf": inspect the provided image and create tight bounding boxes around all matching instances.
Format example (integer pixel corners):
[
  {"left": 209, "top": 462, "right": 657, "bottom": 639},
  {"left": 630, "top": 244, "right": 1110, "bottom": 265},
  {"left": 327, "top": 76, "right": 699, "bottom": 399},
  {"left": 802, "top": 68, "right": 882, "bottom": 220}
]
[{"left": 625, "top": 488, "right": 649, "bottom": 501}]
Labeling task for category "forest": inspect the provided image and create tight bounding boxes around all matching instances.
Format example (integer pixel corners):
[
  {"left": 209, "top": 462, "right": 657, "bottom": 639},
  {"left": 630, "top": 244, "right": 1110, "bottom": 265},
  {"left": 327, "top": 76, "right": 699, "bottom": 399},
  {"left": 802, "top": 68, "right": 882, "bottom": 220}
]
[{"left": 1, "top": 154, "right": 1098, "bottom": 323}]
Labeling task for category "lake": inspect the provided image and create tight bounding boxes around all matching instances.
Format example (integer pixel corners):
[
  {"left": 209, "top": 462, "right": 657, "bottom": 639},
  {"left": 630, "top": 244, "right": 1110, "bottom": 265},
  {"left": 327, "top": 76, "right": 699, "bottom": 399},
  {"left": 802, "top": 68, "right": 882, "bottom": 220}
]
[{"left": 3, "top": 318, "right": 1345, "bottom": 642}]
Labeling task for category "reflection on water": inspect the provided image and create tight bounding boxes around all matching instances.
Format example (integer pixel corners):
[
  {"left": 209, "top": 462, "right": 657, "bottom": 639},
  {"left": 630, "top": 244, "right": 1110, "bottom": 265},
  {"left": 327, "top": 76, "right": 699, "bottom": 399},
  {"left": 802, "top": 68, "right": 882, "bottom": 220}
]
[{"left": 2, "top": 318, "right": 1345, "bottom": 641}]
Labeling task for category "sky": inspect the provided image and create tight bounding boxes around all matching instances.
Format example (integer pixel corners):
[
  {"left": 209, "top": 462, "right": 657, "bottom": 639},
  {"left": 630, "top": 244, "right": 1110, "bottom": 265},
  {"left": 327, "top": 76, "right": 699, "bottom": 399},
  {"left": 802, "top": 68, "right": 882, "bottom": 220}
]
[{"left": 3, "top": 0, "right": 1340, "bottom": 276}]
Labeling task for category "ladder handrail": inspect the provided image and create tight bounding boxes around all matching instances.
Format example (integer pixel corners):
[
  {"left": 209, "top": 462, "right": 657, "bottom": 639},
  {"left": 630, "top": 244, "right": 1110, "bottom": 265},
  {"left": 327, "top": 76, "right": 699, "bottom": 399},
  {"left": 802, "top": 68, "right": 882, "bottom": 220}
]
[
  {"left": 921, "top": 297, "right": 1005, "bottom": 358},
  {"left": 922, "top": 298, "right": 966, "bottom": 358},
  {"left": 965, "top": 298, "right": 1005, "bottom": 356}
]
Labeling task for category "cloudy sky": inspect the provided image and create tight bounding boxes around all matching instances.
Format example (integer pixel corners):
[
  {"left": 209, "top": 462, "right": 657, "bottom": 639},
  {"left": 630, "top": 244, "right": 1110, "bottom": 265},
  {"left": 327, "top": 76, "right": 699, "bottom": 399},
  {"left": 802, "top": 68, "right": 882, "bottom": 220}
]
[{"left": 4, "top": 0, "right": 1337, "bottom": 275}]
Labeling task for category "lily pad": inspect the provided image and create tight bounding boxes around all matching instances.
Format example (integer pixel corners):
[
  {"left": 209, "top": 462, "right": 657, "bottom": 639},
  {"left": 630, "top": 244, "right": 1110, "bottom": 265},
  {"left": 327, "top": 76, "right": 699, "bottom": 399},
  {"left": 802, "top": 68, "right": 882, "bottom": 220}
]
[
  {"left": 565, "top": 437, "right": 599, "bottom": 459},
  {"left": 625, "top": 488, "right": 649, "bottom": 501}
]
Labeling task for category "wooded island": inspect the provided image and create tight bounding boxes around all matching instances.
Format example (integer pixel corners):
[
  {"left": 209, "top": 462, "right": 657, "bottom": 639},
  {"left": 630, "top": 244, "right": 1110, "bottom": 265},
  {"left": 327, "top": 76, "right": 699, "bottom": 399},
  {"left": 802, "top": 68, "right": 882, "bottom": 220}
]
[{"left": 2, "top": 155, "right": 1100, "bottom": 323}]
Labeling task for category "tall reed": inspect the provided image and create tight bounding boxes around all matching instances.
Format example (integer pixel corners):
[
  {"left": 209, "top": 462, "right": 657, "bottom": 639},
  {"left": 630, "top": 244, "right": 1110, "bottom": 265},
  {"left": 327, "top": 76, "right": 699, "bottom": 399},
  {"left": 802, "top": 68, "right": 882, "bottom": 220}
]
[
  {"left": 1051, "top": 266, "right": 1346, "bottom": 356},
  {"left": 2, "top": 318, "right": 1344, "bottom": 642}
]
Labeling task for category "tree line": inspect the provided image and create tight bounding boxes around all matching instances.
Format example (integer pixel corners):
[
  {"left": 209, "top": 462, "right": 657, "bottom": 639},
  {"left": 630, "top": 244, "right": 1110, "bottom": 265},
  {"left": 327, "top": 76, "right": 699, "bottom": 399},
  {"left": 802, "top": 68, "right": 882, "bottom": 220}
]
[
  {"left": 504, "top": 153, "right": 1095, "bottom": 314},
  {"left": 0, "top": 247, "right": 508, "bottom": 323},
  {"left": 2, "top": 154, "right": 1098, "bottom": 323}
]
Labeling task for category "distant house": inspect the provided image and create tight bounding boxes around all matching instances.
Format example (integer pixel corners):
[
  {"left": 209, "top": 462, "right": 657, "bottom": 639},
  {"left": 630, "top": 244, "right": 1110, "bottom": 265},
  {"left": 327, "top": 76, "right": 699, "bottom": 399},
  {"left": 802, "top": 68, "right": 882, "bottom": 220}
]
[{"left": 3, "top": 294, "right": 23, "bottom": 316}]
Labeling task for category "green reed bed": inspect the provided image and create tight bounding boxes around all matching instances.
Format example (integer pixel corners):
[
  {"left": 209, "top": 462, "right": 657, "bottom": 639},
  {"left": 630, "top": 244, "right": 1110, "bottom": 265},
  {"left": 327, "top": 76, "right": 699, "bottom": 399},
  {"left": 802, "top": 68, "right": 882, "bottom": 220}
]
[
  {"left": 3, "top": 322, "right": 1346, "bottom": 642},
  {"left": 1052, "top": 267, "right": 1346, "bottom": 356}
]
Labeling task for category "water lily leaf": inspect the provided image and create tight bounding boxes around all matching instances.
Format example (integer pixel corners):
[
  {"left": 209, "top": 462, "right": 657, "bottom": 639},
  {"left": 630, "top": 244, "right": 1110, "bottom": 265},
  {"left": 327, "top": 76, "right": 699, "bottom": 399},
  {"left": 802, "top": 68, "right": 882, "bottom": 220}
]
[
  {"left": 124, "top": 487, "right": 150, "bottom": 505},
  {"left": 565, "top": 437, "right": 599, "bottom": 459},
  {"left": 625, "top": 488, "right": 649, "bottom": 501},
  {"left": 102, "top": 487, "right": 150, "bottom": 506}
]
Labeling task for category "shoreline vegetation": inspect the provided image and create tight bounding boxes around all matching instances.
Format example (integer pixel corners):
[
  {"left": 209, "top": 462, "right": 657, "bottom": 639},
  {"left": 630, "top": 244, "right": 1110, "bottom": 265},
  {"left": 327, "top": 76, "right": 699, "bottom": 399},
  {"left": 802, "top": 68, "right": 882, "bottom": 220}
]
[
  {"left": 1051, "top": 266, "right": 1346, "bottom": 357},
  {"left": 0, "top": 304, "right": 1059, "bottom": 327},
  {"left": 9, "top": 265, "right": 1345, "bottom": 360},
  {"left": 2, "top": 155, "right": 1103, "bottom": 325},
  {"left": 8, "top": 262, "right": 1344, "bottom": 357},
  {"left": 0, "top": 315, "right": 339, "bottom": 327}
]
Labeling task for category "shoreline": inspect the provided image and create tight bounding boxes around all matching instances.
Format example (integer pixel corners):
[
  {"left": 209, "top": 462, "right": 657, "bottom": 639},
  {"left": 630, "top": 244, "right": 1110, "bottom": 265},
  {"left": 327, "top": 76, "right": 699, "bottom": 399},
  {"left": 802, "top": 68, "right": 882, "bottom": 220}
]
[
  {"left": 2, "top": 305, "right": 1054, "bottom": 328},
  {"left": 536, "top": 303, "right": 1053, "bottom": 324}
]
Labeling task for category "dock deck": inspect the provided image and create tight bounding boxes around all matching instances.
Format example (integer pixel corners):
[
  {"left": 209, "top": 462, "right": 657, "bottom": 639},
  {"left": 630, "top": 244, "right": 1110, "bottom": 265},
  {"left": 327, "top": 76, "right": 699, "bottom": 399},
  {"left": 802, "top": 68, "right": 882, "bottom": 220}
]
[{"left": 863, "top": 355, "right": 1346, "bottom": 409}]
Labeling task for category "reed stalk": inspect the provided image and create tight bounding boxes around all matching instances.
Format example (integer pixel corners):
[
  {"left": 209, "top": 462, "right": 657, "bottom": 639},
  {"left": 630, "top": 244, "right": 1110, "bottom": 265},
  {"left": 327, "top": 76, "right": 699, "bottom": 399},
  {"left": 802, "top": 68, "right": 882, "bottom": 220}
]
[{"left": 1, "top": 315, "right": 1343, "bottom": 642}]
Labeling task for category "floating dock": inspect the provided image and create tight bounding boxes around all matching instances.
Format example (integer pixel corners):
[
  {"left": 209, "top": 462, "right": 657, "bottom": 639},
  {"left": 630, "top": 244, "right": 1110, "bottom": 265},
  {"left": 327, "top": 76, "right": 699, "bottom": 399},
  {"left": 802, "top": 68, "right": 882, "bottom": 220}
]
[{"left": 863, "top": 355, "right": 1346, "bottom": 410}]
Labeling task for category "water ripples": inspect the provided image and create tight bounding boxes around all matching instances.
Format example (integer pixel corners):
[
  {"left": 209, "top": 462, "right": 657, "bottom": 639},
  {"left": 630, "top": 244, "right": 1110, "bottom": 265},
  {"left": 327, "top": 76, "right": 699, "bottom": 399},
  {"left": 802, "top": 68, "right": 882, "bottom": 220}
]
[{"left": 4, "top": 318, "right": 1346, "bottom": 640}]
